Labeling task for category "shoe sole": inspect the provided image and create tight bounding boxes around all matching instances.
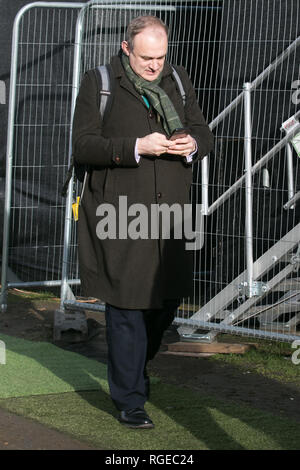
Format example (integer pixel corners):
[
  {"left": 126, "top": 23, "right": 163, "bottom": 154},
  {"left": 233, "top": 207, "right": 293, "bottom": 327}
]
[{"left": 118, "top": 420, "right": 155, "bottom": 429}]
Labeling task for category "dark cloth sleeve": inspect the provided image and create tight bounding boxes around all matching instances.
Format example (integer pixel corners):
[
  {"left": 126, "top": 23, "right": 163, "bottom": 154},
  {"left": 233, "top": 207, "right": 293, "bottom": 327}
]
[
  {"left": 177, "top": 66, "right": 214, "bottom": 164},
  {"left": 72, "top": 70, "right": 139, "bottom": 168}
]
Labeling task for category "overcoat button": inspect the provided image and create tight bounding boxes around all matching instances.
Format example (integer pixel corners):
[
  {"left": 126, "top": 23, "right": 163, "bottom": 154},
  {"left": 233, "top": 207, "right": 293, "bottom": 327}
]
[{"left": 157, "top": 192, "right": 162, "bottom": 198}]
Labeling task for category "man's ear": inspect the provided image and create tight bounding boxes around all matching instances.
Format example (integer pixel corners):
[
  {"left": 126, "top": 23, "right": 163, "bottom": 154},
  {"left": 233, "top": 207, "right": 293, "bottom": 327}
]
[{"left": 121, "top": 40, "right": 130, "bottom": 56}]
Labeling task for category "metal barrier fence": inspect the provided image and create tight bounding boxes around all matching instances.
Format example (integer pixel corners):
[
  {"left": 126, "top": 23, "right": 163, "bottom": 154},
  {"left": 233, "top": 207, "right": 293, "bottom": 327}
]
[
  {"left": 1, "top": 0, "right": 222, "bottom": 309},
  {"left": 178, "top": 0, "right": 300, "bottom": 342},
  {"left": 1, "top": 1, "right": 85, "bottom": 310},
  {"left": 1, "top": 0, "right": 300, "bottom": 343}
]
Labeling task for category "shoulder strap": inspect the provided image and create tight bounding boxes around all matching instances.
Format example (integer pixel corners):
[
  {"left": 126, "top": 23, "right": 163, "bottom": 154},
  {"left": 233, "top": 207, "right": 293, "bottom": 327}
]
[
  {"left": 94, "top": 64, "right": 114, "bottom": 122},
  {"left": 171, "top": 65, "right": 186, "bottom": 107},
  {"left": 62, "top": 66, "right": 112, "bottom": 198},
  {"left": 97, "top": 65, "right": 111, "bottom": 119},
  {"left": 96, "top": 64, "right": 185, "bottom": 116}
]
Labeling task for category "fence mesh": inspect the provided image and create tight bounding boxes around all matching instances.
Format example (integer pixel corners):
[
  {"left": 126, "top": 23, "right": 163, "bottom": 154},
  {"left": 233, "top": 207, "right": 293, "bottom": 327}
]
[
  {"left": 177, "top": 0, "right": 300, "bottom": 341},
  {"left": 7, "top": 4, "right": 79, "bottom": 283},
  {"left": 2, "top": 0, "right": 300, "bottom": 341}
]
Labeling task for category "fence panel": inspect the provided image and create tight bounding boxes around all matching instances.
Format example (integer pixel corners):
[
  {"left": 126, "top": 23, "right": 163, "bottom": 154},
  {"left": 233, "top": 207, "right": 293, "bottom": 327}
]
[
  {"left": 1, "top": 2, "right": 84, "bottom": 308},
  {"left": 177, "top": 0, "right": 300, "bottom": 342},
  {"left": 1, "top": 0, "right": 299, "bottom": 344}
]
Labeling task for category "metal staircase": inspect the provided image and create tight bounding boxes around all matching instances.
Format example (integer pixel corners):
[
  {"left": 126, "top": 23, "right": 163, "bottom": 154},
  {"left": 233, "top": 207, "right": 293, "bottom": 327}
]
[
  {"left": 176, "top": 223, "right": 300, "bottom": 342},
  {"left": 175, "top": 32, "right": 300, "bottom": 342},
  {"left": 175, "top": 33, "right": 300, "bottom": 343}
]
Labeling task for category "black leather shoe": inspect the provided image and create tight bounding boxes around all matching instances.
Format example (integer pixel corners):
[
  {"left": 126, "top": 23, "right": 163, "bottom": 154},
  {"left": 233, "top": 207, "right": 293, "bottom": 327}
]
[{"left": 118, "top": 408, "right": 154, "bottom": 429}]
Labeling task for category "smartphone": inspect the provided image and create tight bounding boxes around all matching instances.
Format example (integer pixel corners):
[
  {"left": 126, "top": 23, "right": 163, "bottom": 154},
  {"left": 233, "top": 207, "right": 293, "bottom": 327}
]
[{"left": 169, "top": 127, "right": 188, "bottom": 141}]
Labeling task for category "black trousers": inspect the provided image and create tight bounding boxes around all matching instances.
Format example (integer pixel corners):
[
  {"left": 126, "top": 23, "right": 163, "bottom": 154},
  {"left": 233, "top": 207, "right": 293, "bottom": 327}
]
[{"left": 105, "top": 300, "right": 180, "bottom": 411}]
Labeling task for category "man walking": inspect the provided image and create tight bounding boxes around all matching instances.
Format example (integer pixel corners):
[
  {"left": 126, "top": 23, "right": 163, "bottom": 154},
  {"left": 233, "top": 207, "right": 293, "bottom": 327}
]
[{"left": 72, "top": 15, "right": 214, "bottom": 428}]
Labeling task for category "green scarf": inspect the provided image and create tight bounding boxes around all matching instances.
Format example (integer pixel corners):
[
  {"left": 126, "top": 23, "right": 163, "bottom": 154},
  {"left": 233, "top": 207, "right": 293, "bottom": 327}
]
[{"left": 121, "top": 53, "right": 183, "bottom": 136}]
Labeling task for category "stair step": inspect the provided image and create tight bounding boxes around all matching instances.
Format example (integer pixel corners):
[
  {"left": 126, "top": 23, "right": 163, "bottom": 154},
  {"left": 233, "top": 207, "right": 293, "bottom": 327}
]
[{"left": 274, "top": 278, "right": 300, "bottom": 291}]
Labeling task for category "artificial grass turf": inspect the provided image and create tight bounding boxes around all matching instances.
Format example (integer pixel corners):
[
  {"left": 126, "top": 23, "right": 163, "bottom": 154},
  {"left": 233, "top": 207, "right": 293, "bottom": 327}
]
[
  {"left": 1, "top": 385, "right": 300, "bottom": 450},
  {"left": 0, "top": 333, "right": 109, "bottom": 398},
  {"left": 1, "top": 332, "right": 300, "bottom": 450}
]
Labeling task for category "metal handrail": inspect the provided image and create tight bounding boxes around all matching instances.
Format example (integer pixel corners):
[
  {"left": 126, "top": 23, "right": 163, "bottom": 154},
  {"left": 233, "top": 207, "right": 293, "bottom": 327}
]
[
  {"left": 205, "top": 122, "right": 300, "bottom": 216},
  {"left": 201, "top": 34, "right": 300, "bottom": 216},
  {"left": 284, "top": 190, "right": 300, "bottom": 210}
]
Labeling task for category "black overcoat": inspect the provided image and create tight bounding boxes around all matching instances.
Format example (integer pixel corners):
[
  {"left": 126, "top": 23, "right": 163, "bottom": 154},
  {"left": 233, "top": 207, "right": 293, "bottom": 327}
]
[{"left": 72, "top": 54, "right": 214, "bottom": 309}]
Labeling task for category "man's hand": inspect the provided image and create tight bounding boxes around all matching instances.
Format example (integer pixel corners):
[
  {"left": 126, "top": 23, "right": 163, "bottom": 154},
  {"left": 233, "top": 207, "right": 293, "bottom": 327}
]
[
  {"left": 167, "top": 134, "right": 196, "bottom": 157},
  {"left": 137, "top": 132, "right": 172, "bottom": 156},
  {"left": 137, "top": 132, "right": 196, "bottom": 158}
]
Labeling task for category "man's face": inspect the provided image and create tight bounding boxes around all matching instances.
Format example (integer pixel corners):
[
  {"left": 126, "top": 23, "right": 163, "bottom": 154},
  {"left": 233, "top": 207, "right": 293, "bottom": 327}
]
[{"left": 122, "top": 27, "right": 168, "bottom": 81}]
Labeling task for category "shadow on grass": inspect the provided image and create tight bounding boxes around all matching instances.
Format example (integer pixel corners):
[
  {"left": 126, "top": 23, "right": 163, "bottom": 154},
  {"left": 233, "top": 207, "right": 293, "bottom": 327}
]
[
  {"left": 1, "top": 299, "right": 300, "bottom": 450},
  {"left": 72, "top": 373, "right": 300, "bottom": 450},
  {"left": 44, "top": 333, "right": 300, "bottom": 449}
]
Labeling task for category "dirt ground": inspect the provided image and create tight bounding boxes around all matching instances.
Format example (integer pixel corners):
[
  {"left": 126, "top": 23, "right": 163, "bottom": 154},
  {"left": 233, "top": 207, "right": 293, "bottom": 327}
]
[{"left": 1, "top": 295, "right": 300, "bottom": 449}]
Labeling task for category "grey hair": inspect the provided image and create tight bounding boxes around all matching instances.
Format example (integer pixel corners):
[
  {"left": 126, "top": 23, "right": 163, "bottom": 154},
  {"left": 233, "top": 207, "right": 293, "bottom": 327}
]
[{"left": 125, "top": 15, "right": 168, "bottom": 50}]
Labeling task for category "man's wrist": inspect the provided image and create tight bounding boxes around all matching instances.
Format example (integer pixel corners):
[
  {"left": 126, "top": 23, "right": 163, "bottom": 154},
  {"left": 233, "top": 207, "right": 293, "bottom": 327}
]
[
  {"left": 185, "top": 139, "right": 197, "bottom": 162},
  {"left": 135, "top": 139, "right": 141, "bottom": 163}
]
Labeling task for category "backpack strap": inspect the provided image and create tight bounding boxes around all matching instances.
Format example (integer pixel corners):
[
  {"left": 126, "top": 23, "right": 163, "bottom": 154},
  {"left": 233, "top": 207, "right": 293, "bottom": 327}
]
[
  {"left": 94, "top": 64, "right": 113, "bottom": 122},
  {"left": 98, "top": 65, "right": 110, "bottom": 119},
  {"left": 61, "top": 155, "right": 75, "bottom": 197},
  {"left": 62, "top": 65, "right": 113, "bottom": 197},
  {"left": 171, "top": 65, "right": 186, "bottom": 107}
]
